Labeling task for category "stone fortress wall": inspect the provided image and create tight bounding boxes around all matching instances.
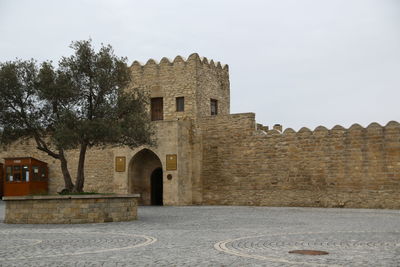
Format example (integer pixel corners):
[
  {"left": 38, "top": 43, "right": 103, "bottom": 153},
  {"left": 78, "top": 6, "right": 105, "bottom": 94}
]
[
  {"left": 199, "top": 113, "right": 400, "bottom": 208},
  {"left": 1, "top": 53, "right": 399, "bottom": 209}
]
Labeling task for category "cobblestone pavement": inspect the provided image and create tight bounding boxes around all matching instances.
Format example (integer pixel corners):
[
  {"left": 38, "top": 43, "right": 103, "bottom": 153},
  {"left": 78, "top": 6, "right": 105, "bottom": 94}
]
[{"left": 0, "top": 202, "right": 399, "bottom": 266}]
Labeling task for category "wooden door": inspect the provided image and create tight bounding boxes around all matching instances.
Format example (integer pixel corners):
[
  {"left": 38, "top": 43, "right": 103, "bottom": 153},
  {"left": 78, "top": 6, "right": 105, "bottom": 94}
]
[{"left": 151, "top": 98, "right": 163, "bottom": 121}]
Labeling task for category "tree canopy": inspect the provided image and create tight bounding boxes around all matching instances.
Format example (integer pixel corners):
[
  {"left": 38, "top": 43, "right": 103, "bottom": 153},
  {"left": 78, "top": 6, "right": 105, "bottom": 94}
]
[{"left": 0, "top": 40, "right": 154, "bottom": 192}]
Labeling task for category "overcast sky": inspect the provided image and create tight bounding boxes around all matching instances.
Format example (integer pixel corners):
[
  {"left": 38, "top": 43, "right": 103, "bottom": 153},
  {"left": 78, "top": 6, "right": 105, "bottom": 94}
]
[{"left": 1, "top": 0, "right": 399, "bottom": 130}]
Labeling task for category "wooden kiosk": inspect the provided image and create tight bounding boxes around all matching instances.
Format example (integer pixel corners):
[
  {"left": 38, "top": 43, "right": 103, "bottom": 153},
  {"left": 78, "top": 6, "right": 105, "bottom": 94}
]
[
  {"left": 0, "top": 163, "right": 3, "bottom": 197},
  {"left": 3, "top": 157, "right": 48, "bottom": 196}
]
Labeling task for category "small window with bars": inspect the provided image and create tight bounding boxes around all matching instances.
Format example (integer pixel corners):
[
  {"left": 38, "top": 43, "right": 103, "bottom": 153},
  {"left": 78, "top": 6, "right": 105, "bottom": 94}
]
[
  {"left": 176, "top": 97, "right": 184, "bottom": 112},
  {"left": 210, "top": 99, "right": 218, "bottom": 115}
]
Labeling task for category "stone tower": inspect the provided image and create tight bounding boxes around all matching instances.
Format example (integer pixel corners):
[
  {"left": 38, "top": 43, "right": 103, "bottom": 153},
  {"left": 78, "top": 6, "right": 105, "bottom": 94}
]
[
  {"left": 130, "top": 53, "right": 230, "bottom": 120},
  {"left": 111, "top": 53, "right": 230, "bottom": 205}
]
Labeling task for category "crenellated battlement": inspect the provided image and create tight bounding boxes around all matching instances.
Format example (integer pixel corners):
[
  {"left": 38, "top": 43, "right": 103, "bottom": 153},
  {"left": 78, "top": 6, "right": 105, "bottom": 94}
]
[
  {"left": 2, "top": 48, "right": 399, "bottom": 209},
  {"left": 200, "top": 114, "right": 400, "bottom": 208},
  {"left": 130, "top": 53, "right": 229, "bottom": 72},
  {"left": 262, "top": 121, "right": 400, "bottom": 137},
  {"left": 129, "top": 53, "right": 230, "bottom": 121}
]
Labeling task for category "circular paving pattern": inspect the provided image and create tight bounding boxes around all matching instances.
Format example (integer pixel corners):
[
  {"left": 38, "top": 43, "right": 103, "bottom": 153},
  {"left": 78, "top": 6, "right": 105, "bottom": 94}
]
[
  {"left": 215, "top": 231, "right": 400, "bottom": 266},
  {"left": 0, "top": 230, "right": 157, "bottom": 261}
]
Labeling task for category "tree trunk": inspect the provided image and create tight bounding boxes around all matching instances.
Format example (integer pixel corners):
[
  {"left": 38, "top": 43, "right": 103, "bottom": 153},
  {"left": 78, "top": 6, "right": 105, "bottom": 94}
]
[
  {"left": 59, "top": 149, "right": 74, "bottom": 192},
  {"left": 33, "top": 135, "right": 75, "bottom": 192},
  {"left": 73, "top": 142, "right": 88, "bottom": 192}
]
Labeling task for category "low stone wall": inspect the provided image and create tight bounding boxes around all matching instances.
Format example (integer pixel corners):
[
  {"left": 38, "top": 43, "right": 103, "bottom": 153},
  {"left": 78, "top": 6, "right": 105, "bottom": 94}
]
[{"left": 3, "top": 194, "right": 139, "bottom": 224}]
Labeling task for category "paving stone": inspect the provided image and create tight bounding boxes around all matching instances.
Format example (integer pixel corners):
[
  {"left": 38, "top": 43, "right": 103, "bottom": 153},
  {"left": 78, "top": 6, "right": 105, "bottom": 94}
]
[{"left": 0, "top": 202, "right": 399, "bottom": 266}]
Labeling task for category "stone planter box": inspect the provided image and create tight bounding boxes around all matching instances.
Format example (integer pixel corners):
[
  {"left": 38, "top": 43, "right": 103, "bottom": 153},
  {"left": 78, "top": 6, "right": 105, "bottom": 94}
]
[{"left": 2, "top": 194, "right": 139, "bottom": 224}]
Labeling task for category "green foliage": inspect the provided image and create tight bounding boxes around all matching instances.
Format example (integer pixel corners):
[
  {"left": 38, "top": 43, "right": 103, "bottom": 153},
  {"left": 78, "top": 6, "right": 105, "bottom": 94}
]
[
  {"left": 0, "top": 60, "right": 45, "bottom": 145},
  {"left": 0, "top": 40, "right": 154, "bottom": 192},
  {"left": 38, "top": 40, "right": 155, "bottom": 149}
]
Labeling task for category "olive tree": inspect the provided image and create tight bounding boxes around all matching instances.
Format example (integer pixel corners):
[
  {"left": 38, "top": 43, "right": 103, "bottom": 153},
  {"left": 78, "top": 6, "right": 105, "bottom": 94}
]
[{"left": 0, "top": 40, "right": 154, "bottom": 192}]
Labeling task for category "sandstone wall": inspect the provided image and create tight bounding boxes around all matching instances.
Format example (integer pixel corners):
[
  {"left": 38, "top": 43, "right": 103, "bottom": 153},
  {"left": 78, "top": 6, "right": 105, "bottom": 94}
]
[
  {"left": 112, "top": 119, "right": 195, "bottom": 205},
  {"left": 2, "top": 52, "right": 398, "bottom": 209},
  {"left": 130, "top": 56, "right": 197, "bottom": 121},
  {"left": 130, "top": 54, "right": 229, "bottom": 120},
  {"left": 199, "top": 114, "right": 400, "bottom": 209},
  {"left": 0, "top": 119, "right": 194, "bottom": 205},
  {"left": 0, "top": 139, "right": 114, "bottom": 194},
  {"left": 196, "top": 56, "right": 230, "bottom": 117}
]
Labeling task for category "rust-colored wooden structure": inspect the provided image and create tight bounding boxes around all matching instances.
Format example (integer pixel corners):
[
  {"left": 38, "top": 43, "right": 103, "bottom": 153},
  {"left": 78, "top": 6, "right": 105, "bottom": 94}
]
[
  {"left": 3, "top": 157, "right": 48, "bottom": 196},
  {"left": 0, "top": 163, "right": 3, "bottom": 197}
]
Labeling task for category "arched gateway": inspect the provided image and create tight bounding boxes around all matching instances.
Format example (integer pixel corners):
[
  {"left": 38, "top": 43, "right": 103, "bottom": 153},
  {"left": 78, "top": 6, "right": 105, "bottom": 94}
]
[{"left": 129, "top": 149, "right": 163, "bottom": 205}]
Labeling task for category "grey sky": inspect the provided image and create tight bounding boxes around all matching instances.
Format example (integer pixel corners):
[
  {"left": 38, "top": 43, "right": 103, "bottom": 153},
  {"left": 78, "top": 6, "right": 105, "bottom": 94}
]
[{"left": 1, "top": 0, "right": 399, "bottom": 130}]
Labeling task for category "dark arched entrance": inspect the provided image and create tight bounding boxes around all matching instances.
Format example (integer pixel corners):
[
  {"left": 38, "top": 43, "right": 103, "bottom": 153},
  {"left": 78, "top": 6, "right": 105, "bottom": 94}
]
[
  {"left": 151, "top": 167, "right": 163, "bottom": 205},
  {"left": 129, "top": 149, "right": 163, "bottom": 206}
]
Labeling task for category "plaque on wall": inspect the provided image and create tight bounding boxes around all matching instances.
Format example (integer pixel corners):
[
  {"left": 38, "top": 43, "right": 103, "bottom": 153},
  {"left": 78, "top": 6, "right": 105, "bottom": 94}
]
[
  {"left": 115, "top": 157, "right": 126, "bottom": 172},
  {"left": 166, "top": 154, "right": 177, "bottom": 170}
]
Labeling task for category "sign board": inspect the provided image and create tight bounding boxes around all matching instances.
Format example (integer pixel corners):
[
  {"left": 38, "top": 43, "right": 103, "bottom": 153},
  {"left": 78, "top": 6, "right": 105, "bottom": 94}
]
[
  {"left": 115, "top": 157, "right": 126, "bottom": 172},
  {"left": 166, "top": 154, "right": 177, "bottom": 171}
]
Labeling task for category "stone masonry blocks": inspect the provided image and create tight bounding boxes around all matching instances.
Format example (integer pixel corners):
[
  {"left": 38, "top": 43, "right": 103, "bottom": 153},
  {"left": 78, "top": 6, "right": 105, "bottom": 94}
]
[{"left": 3, "top": 195, "right": 139, "bottom": 224}]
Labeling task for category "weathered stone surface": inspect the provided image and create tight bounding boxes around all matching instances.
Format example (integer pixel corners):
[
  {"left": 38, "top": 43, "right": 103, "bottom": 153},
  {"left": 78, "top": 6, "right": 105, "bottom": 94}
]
[
  {"left": 3, "top": 194, "right": 139, "bottom": 224},
  {"left": 0, "top": 54, "right": 399, "bottom": 209},
  {"left": 199, "top": 115, "right": 400, "bottom": 208}
]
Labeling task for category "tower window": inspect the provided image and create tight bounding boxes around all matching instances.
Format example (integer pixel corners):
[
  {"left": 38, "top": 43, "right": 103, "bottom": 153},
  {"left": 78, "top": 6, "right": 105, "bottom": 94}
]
[
  {"left": 176, "top": 97, "right": 184, "bottom": 112},
  {"left": 151, "top": 97, "right": 163, "bottom": 121},
  {"left": 210, "top": 99, "right": 218, "bottom": 115}
]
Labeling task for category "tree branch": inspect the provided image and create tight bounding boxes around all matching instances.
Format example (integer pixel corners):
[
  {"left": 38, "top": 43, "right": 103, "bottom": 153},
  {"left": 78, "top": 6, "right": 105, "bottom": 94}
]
[{"left": 33, "top": 134, "right": 60, "bottom": 159}]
